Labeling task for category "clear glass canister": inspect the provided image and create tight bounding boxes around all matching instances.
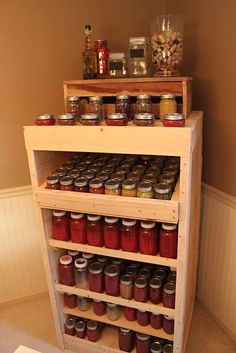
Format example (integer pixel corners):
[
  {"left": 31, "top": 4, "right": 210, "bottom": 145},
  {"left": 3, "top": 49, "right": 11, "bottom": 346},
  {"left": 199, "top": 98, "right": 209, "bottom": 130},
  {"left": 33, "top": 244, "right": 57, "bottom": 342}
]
[
  {"left": 136, "top": 94, "right": 152, "bottom": 114},
  {"left": 88, "top": 96, "right": 103, "bottom": 121},
  {"left": 128, "top": 37, "right": 149, "bottom": 77},
  {"left": 78, "top": 296, "right": 90, "bottom": 311},
  {"left": 106, "top": 302, "right": 120, "bottom": 321},
  {"left": 75, "top": 258, "right": 88, "bottom": 289},
  {"left": 66, "top": 96, "right": 80, "bottom": 117},
  {"left": 159, "top": 94, "right": 177, "bottom": 120},
  {"left": 109, "top": 52, "right": 127, "bottom": 77},
  {"left": 115, "top": 95, "right": 131, "bottom": 120}
]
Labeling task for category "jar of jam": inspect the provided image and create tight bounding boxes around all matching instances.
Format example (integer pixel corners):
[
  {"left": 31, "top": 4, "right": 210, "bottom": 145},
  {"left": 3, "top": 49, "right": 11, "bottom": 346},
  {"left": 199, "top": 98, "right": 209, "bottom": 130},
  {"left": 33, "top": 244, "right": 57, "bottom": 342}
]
[
  {"left": 139, "top": 268, "right": 151, "bottom": 280},
  {"left": 126, "top": 265, "right": 138, "bottom": 279},
  {"left": 67, "top": 169, "right": 80, "bottom": 179},
  {"left": 87, "top": 320, "right": 100, "bottom": 342},
  {"left": 115, "top": 95, "right": 131, "bottom": 120},
  {"left": 132, "top": 164, "right": 146, "bottom": 174},
  {"left": 104, "top": 217, "right": 121, "bottom": 249},
  {"left": 136, "top": 94, "right": 152, "bottom": 114},
  {"left": 105, "top": 264, "right": 120, "bottom": 296},
  {"left": 75, "top": 258, "right": 88, "bottom": 289},
  {"left": 167, "top": 273, "right": 176, "bottom": 284},
  {"left": 74, "top": 177, "right": 89, "bottom": 192},
  {"left": 122, "top": 179, "right": 137, "bottom": 197},
  {"left": 80, "top": 113, "right": 100, "bottom": 125},
  {"left": 137, "top": 181, "right": 154, "bottom": 198},
  {"left": 163, "top": 282, "right": 176, "bottom": 308},
  {"left": 70, "top": 212, "right": 87, "bottom": 244},
  {"left": 159, "top": 174, "right": 175, "bottom": 192},
  {"left": 154, "top": 183, "right": 172, "bottom": 200},
  {"left": 64, "top": 293, "right": 77, "bottom": 308},
  {"left": 46, "top": 175, "right": 60, "bottom": 190},
  {"left": 88, "top": 262, "right": 104, "bottom": 293},
  {"left": 150, "top": 342, "right": 163, "bottom": 353},
  {"left": 97, "top": 255, "right": 109, "bottom": 269},
  {"left": 111, "top": 172, "right": 126, "bottom": 182},
  {"left": 59, "top": 255, "right": 75, "bottom": 286},
  {"left": 163, "top": 113, "right": 185, "bottom": 127},
  {"left": 134, "top": 113, "right": 154, "bottom": 126},
  {"left": 52, "top": 211, "right": 70, "bottom": 241},
  {"left": 89, "top": 178, "right": 104, "bottom": 194},
  {"left": 137, "top": 309, "right": 149, "bottom": 326},
  {"left": 66, "top": 96, "right": 80, "bottom": 117},
  {"left": 75, "top": 162, "right": 87, "bottom": 172},
  {"left": 64, "top": 317, "right": 76, "bottom": 336},
  {"left": 82, "top": 252, "right": 96, "bottom": 265},
  {"left": 124, "top": 306, "right": 136, "bottom": 321},
  {"left": 87, "top": 215, "right": 103, "bottom": 247},
  {"left": 127, "top": 172, "right": 141, "bottom": 183},
  {"left": 159, "top": 94, "right": 177, "bottom": 120},
  {"left": 88, "top": 96, "right": 103, "bottom": 120},
  {"left": 53, "top": 168, "right": 67, "bottom": 178},
  {"left": 121, "top": 219, "right": 139, "bottom": 253},
  {"left": 136, "top": 333, "right": 151, "bottom": 353},
  {"left": 119, "top": 328, "right": 135, "bottom": 352},
  {"left": 149, "top": 278, "right": 162, "bottom": 304},
  {"left": 75, "top": 320, "right": 86, "bottom": 339},
  {"left": 105, "top": 113, "right": 128, "bottom": 126},
  {"left": 105, "top": 179, "right": 121, "bottom": 196},
  {"left": 150, "top": 313, "right": 163, "bottom": 329},
  {"left": 134, "top": 277, "right": 148, "bottom": 302},
  {"left": 60, "top": 176, "right": 74, "bottom": 191},
  {"left": 94, "top": 40, "right": 109, "bottom": 77},
  {"left": 153, "top": 268, "right": 167, "bottom": 282},
  {"left": 63, "top": 161, "right": 75, "bottom": 171},
  {"left": 96, "top": 171, "right": 109, "bottom": 182},
  {"left": 78, "top": 296, "right": 90, "bottom": 311},
  {"left": 163, "top": 344, "right": 173, "bottom": 353},
  {"left": 58, "top": 114, "right": 76, "bottom": 125},
  {"left": 139, "top": 221, "right": 158, "bottom": 255},
  {"left": 92, "top": 300, "right": 106, "bottom": 316},
  {"left": 67, "top": 250, "right": 80, "bottom": 261},
  {"left": 159, "top": 223, "right": 178, "bottom": 259},
  {"left": 106, "top": 302, "right": 120, "bottom": 321},
  {"left": 35, "top": 114, "right": 55, "bottom": 126},
  {"left": 163, "top": 315, "right": 174, "bottom": 334},
  {"left": 120, "top": 275, "right": 133, "bottom": 299},
  {"left": 81, "top": 170, "right": 95, "bottom": 181}
]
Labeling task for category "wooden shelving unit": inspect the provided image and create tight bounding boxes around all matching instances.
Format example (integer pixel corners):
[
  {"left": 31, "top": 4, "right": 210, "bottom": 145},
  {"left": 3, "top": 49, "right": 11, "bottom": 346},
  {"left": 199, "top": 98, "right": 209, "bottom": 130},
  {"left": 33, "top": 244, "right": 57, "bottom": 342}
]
[{"left": 24, "top": 77, "right": 202, "bottom": 353}]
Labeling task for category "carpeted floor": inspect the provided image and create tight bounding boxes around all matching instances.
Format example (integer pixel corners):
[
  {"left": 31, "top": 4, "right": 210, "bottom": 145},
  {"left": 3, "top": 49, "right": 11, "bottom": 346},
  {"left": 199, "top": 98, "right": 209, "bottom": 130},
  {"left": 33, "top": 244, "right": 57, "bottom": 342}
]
[{"left": 0, "top": 295, "right": 235, "bottom": 353}]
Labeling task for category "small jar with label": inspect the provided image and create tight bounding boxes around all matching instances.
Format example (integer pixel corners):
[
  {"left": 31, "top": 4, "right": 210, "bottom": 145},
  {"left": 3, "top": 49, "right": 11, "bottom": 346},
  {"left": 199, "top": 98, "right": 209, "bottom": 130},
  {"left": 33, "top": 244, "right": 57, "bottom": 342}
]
[
  {"left": 88, "top": 262, "right": 104, "bottom": 293},
  {"left": 80, "top": 113, "right": 100, "bottom": 125},
  {"left": 149, "top": 278, "right": 162, "bottom": 304},
  {"left": 136, "top": 333, "right": 151, "bottom": 353},
  {"left": 75, "top": 258, "right": 88, "bottom": 289},
  {"left": 134, "top": 277, "right": 148, "bottom": 302},
  {"left": 160, "top": 223, "right": 178, "bottom": 258},
  {"left": 124, "top": 306, "right": 136, "bottom": 321},
  {"left": 58, "top": 114, "right": 76, "bottom": 125},
  {"left": 78, "top": 296, "right": 90, "bottom": 311},
  {"left": 88, "top": 96, "right": 103, "bottom": 120},
  {"left": 52, "top": 210, "right": 70, "bottom": 241},
  {"left": 64, "top": 293, "right": 77, "bottom": 308},
  {"left": 46, "top": 175, "right": 60, "bottom": 190},
  {"left": 160, "top": 94, "right": 177, "bottom": 120},
  {"left": 87, "top": 320, "right": 100, "bottom": 342},
  {"left": 163, "top": 344, "right": 173, "bottom": 353},
  {"left": 104, "top": 217, "right": 121, "bottom": 249},
  {"left": 163, "top": 282, "right": 176, "bottom": 308},
  {"left": 136, "top": 94, "right": 152, "bottom": 114},
  {"left": 154, "top": 183, "right": 172, "bottom": 200},
  {"left": 64, "top": 317, "right": 76, "bottom": 336},
  {"left": 105, "top": 265, "right": 120, "bottom": 296},
  {"left": 105, "top": 179, "right": 121, "bottom": 196},
  {"left": 35, "top": 114, "right": 55, "bottom": 126},
  {"left": 89, "top": 178, "right": 104, "bottom": 194},
  {"left": 115, "top": 95, "right": 131, "bottom": 120},
  {"left": 163, "top": 113, "right": 185, "bottom": 127},
  {"left": 120, "top": 274, "right": 133, "bottom": 299},
  {"left": 137, "top": 181, "right": 154, "bottom": 198},
  {"left": 137, "top": 310, "right": 149, "bottom": 326},
  {"left": 87, "top": 215, "right": 104, "bottom": 247},
  {"left": 106, "top": 302, "right": 120, "bottom": 321},
  {"left": 121, "top": 219, "right": 139, "bottom": 253},
  {"left": 75, "top": 320, "right": 86, "bottom": 339},
  {"left": 60, "top": 176, "right": 74, "bottom": 191},
  {"left": 159, "top": 174, "right": 176, "bottom": 192},
  {"left": 150, "top": 313, "right": 163, "bottom": 329},
  {"left": 109, "top": 52, "right": 127, "bottom": 77},
  {"left": 70, "top": 212, "right": 87, "bottom": 244},
  {"left": 74, "top": 177, "right": 89, "bottom": 192},
  {"left": 119, "top": 328, "right": 135, "bottom": 352},
  {"left": 163, "top": 315, "right": 174, "bottom": 334},
  {"left": 59, "top": 255, "right": 75, "bottom": 286},
  {"left": 139, "top": 221, "right": 158, "bottom": 255},
  {"left": 150, "top": 342, "right": 163, "bottom": 353},
  {"left": 134, "top": 113, "right": 154, "bottom": 126},
  {"left": 122, "top": 179, "right": 137, "bottom": 197},
  {"left": 92, "top": 300, "right": 106, "bottom": 316},
  {"left": 105, "top": 113, "right": 128, "bottom": 126},
  {"left": 128, "top": 37, "right": 149, "bottom": 77},
  {"left": 66, "top": 96, "right": 80, "bottom": 117}
]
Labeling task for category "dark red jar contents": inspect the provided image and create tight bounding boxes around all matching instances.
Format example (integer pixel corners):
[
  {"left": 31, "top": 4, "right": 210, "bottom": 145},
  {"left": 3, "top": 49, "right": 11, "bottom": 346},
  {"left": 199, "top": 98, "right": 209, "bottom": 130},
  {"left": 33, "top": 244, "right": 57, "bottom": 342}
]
[
  {"left": 150, "top": 313, "right": 163, "bottom": 329},
  {"left": 159, "top": 223, "right": 178, "bottom": 258},
  {"left": 139, "top": 221, "right": 158, "bottom": 255},
  {"left": 163, "top": 315, "right": 175, "bottom": 334},
  {"left": 124, "top": 306, "right": 136, "bottom": 321},
  {"left": 104, "top": 264, "right": 120, "bottom": 296},
  {"left": 52, "top": 210, "right": 70, "bottom": 241},
  {"left": 60, "top": 176, "right": 74, "bottom": 191},
  {"left": 59, "top": 255, "right": 75, "bottom": 286},
  {"left": 64, "top": 317, "right": 76, "bottom": 336},
  {"left": 104, "top": 217, "right": 121, "bottom": 249},
  {"left": 89, "top": 178, "right": 105, "bottom": 194},
  {"left": 88, "top": 262, "right": 104, "bottom": 293},
  {"left": 70, "top": 212, "right": 87, "bottom": 244},
  {"left": 149, "top": 278, "right": 162, "bottom": 304},
  {"left": 74, "top": 177, "right": 89, "bottom": 192},
  {"left": 137, "top": 310, "right": 149, "bottom": 326},
  {"left": 136, "top": 333, "right": 151, "bottom": 353},
  {"left": 87, "top": 215, "right": 104, "bottom": 247},
  {"left": 64, "top": 293, "right": 77, "bottom": 308},
  {"left": 87, "top": 320, "right": 100, "bottom": 342},
  {"left": 134, "top": 277, "right": 148, "bottom": 302},
  {"left": 163, "top": 282, "right": 176, "bottom": 308},
  {"left": 75, "top": 320, "right": 86, "bottom": 339},
  {"left": 93, "top": 300, "right": 106, "bottom": 316},
  {"left": 35, "top": 114, "right": 55, "bottom": 126},
  {"left": 46, "top": 175, "right": 60, "bottom": 190},
  {"left": 119, "top": 328, "right": 135, "bottom": 352},
  {"left": 163, "top": 113, "right": 185, "bottom": 127},
  {"left": 121, "top": 219, "right": 139, "bottom": 253}
]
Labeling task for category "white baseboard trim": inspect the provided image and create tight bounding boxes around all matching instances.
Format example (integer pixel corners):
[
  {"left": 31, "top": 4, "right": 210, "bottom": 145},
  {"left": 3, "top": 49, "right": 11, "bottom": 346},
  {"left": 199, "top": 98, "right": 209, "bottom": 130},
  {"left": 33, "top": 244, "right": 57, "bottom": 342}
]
[
  {"left": 202, "top": 183, "right": 236, "bottom": 209},
  {"left": 0, "top": 291, "right": 48, "bottom": 308},
  {"left": 0, "top": 185, "right": 32, "bottom": 199}
]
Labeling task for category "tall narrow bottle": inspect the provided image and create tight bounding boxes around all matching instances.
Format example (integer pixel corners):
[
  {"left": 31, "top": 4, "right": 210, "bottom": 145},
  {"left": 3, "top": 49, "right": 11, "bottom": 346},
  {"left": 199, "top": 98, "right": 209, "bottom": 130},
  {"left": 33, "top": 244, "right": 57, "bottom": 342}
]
[{"left": 82, "top": 24, "right": 96, "bottom": 79}]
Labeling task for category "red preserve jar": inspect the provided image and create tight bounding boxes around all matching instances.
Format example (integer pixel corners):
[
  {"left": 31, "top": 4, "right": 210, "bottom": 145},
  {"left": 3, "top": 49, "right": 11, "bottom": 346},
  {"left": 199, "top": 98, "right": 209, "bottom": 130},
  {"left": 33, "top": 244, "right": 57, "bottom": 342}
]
[
  {"left": 87, "top": 320, "right": 100, "bottom": 342},
  {"left": 124, "top": 306, "right": 136, "bottom": 321},
  {"left": 119, "top": 328, "right": 135, "bottom": 352},
  {"left": 60, "top": 176, "right": 74, "bottom": 191},
  {"left": 92, "top": 300, "right": 106, "bottom": 316},
  {"left": 105, "top": 113, "right": 128, "bottom": 126},
  {"left": 163, "top": 113, "right": 185, "bottom": 127},
  {"left": 134, "top": 277, "right": 148, "bottom": 302},
  {"left": 70, "top": 212, "right": 87, "bottom": 244},
  {"left": 104, "top": 217, "right": 121, "bottom": 249},
  {"left": 149, "top": 277, "right": 162, "bottom": 304},
  {"left": 104, "top": 264, "right": 120, "bottom": 296},
  {"left": 87, "top": 215, "right": 104, "bottom": 247},
  {"left": 89, "top": 178, "right": 105, "bottom": 194},
  {"left": 159, "top": 223, "right": 178, "bottom": 259},
  {"left": 82, "top": 252, "right": 96, "bottom": 265},
  {"left": 163, "top": 315, "right": 174, "bottom": 334},
  {"left": 139, "top": 221, "right": 158, "bottom": 255},
  {"left": 163, "top": 282, "right": 176, "bottom": 308},
  {"left": 52, "top": 210, "right": 70, "bottom": 241},
  {"left": 121, "top": 219, "right": 139, "bottom": 253},
  {"left": 68, "top": 250, "right": 80, "bottom": 262},
  {"left": 136, "top": 333, "right": 151, "bottom": 353},
  {"left": 97, "top": 255, "right": 110, "bottom": 269},
  {"left": 35, "top": 114, "right": 55, "bottom": 126},
  {"left": 75, "top": 320, "right": 86, "bottom": 339},
  {"left": 64, "top": 293, "right": 77, "bottom": 308},
  {"left": 94, "top": 40, "right": 109, "bottom": 76},
  {"left": 59, "top": 255, "right": 75, "bottom": 286},
  {"left": 46, "top": 175, "right": 60, "bottom": 190},
  {"left": 137, "top": 310, "right": 149, "bottom": 326},
  {"left": 150, "top": 313, "right": 163, "bottom": 329},
  {"left": 74, "top": 177, "right": 89, "bottom": 192},
  {"left": 88, "top": 262, "right": 104, "bottom": 293},
  {"left": 64, "top": 317, "right": 76, "bottom": 336}
]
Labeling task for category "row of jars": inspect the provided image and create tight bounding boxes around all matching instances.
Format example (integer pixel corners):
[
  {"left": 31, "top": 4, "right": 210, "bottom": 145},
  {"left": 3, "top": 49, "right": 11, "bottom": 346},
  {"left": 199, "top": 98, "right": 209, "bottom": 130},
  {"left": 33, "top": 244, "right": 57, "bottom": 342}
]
[
  {"left": 64, "top": 294, "right": 174, "bottom": 334},
  {"left": 53, "top": 212, "right": 178, "bottom": 259}
]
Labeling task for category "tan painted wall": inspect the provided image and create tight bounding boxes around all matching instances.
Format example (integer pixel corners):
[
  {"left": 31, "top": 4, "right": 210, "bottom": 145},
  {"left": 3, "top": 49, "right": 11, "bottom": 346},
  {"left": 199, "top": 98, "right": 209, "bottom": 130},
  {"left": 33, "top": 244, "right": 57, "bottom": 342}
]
[
  {"left": 0, "top": 0, "right": 165, "bottom": 189},
  {"left": 167, "top": 0, "right": 236, "bottom": 197}
]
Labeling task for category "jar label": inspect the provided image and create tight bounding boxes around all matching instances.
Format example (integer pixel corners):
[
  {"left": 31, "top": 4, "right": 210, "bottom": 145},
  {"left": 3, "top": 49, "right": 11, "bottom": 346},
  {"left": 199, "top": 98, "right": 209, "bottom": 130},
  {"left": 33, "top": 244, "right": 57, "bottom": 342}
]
[
  {"left": 110, "top": 61, "right": 123, "bottom": 70},
  {"left": 130, "top": 49, "right": 144, "bottom": 58}
]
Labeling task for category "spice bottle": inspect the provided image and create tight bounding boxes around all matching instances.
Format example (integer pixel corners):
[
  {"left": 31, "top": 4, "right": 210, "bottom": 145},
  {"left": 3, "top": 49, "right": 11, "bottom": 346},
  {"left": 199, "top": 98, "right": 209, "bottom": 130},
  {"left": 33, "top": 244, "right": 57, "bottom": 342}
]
[
  {"left": 82, "top": 25, "right": 96, "bottom": 79},
  {"left": 94, "top": 40, "right": 110, "bottom": 77}
]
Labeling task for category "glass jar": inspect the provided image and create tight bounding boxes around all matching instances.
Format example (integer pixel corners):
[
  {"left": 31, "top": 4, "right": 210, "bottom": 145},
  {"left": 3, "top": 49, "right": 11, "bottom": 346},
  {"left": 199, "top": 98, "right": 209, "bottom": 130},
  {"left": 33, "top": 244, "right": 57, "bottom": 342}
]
[
  {"left": 122, "top": 179, "right": 137, "bottom": 197},
  {"left": 67, "top": 250, "right": 80, "bottom": 262},
  {"left": 149, "top": 278, "right": 162, "bottom": 304},
  {"left": 153, "top": 268, "right": 167, "bottom": 282},
  {"left": 94, "top": 40, "right": 110, "bottom": 77},
  {"left": 87, "top": 320, "right": 100, "bottom": 342},
  {"left": 154, "top": 183, "right": 172, "bottom": 200},
  {"left": 35, "top": 114, "right": 55, "bottom": 126},
  {"left": 75, "top": 320, "right": 86, "bottom": 339},
  {"left": 82, "top": 252, "right": 96, "bottom": 265},
  {"left": 163, "top": 166, "right": 179, "bottom": 181},
  {"left": 137, "top": 181, "right": 154, "bottom": 198},
  {"left": 87, "top": 215, "right": 104, "bottom": 247},
  {"left": 80, "top": 113, "right": 100, "bottom": 125},
  {"left": 75, "top": 258, "right": 88, "bottom": 289},
  {"left": 139, "top": 221, "right": 158, "bottom": 255},
  {"left": 112, "top": 258, "right": 126, "bottom": 272},
  {"left": 160, "top": 223, "right": 178, "bottom": 258},
  {"left": 89, "top": 178, "right": 104, "bottom": 194},
  {"left": 66, "top": 96, "right": 80, "bottom": 117},
  {"left": 53, "top": 168, "right": 67, "bottom": 178},
  {"left": 159, "top": 174, "right": 175, "bottom": 192},
  {"left": 58, "top": 114, "right": 76, "bottom": 126},
  {"left": 105, "top": 179, "right": 121, "bottom": 196},
  {"left": 62, "top": 161, "right": 74, "bottom": 172},
  {"left": 97, "top": 255, "right": 110, "bottom": 269},
  {"left": 119, "top": 328, "right": 135, "bottom": 352},
  {"left": 121, "top": 219, "right": 139, "bottom": 253},
  {"left": 111, "top": 172, "right": 126, "bottom": 182},
  {"left": 163, "top": 282, "right": 176, "bottom": 308},
  {"left": 59, "top": 255, "right": 75, "bottom": 286},
  {"left": 64, "top": 293, "right": 77, "bottom": 308},
  {"left": 115, "top": 95, "right": 131, "bottom": 120},
  {"left": 46, "top": 175, "right": 60, "bottom": 190},
  {"left": 136, "top": 333, "right": 151, "bottom": 353},
  {"left": 96, "top": 171, "right": 109, "bottom": 182},
  {"left": 92, "top": 300, "right": 106, "bottom": 316},
  {"left": 163, "top": 315, "right": 174, "bottom": 334},
  {"left": 52, "top": 211, "right": 70, "bottom": 241},
  {"left": 167, "top": 273, "right": 176, "bottom": 284},
  {"left": 74, "top": 177, "right": 89, "bottom": 192},
  {"left": 88, "top": 96, "right": 103, "bottom": 120},
  {"left": 64, "top": 317, "right": 76, "bottom": 336},
  {"left": 75, "top": 161, "right": 87, "bottom": 172},
  {"left": 81, "top": 170, "right": 95, "bottom": 181},
  {"left": 128, "top": 37, "right": 148, "bottom": 77},
  {"left": 109, "top": 52, "right": 127, "bottom": 77},
  {"left": 88, "top": 262, "right": 104, "bottom": 293},
  {"left": 137, "top": 310, "right": 149, "bottom": 326},
  {"left": 78, "top": 296, "right": 90, "bottom": 311},
  {"left": 132, "top": 164, "right": 146, "bottom": 174},
  {"left": 160, "top": 94, "right": 177, "bottom": 120},
  {"left": 126, "top": 265, "right": 139, "bottom": 279},
  {"left": 120, "top": 274, "right": 133, "bottom": 299},
  {"left": 139, "top": 268, "right": 151, "bottom": 280},
  {"left": 124, "top": 306, "right": 136, "bottom": 321},
  {"left": 105, "top": 264, "right": 120, "bottom": 296},
  {"left": 106, "top": 302, "right": 120, "bottom": 321},
  {"left": 116, "top": 165, "right": 130, "bottom": 174},
  {"left": 150, "top": 342, "right": 163, "bottom": 353},
  {"left": 163, "top": 113, "right": 185, "bottom": 127},
  {"left": 163, "top": 344, "right": 173, "bottom": 353},
  {"left": 136, "top": 94, "right": 152, "bottom": 114},
  {"left": 70, "top": 212, "right": 87, "bottom": 244},
  {"left": 150, "top": 313, "right": 163, "bottom": 329},
  {"left": 60, "top": 176, "right": 74, "bottom": 191},
  {"left": 67, "top": 169, "right": 80, "bottom": 180},
  {"left": 134, "top": 277, "right": 148, "bottom": 302},
  {"left": 134, "top": 113, "right": 154, "bottom": 126},
  {"left": 104, "top": 217, "right": 121, "bottom": 249},
  {"left": 127, "top": 172, "right": 141, "bottom": 183},
  {"left": 105, "top": 113, "right": 128, "bottom": 126}
]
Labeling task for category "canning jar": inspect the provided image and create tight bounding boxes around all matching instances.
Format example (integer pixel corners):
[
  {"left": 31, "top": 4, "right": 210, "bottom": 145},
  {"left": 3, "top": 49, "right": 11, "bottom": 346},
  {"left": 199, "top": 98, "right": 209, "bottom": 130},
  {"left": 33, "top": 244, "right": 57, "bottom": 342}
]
[
  {"left": 74, "top": 177, "right": 89, "bottom": 192},
  {"left": 81, "top": 169, "right": 95, "bottom": 181},
  {"left": 52, "top": 211, "right": 70, "bottom": 241},
  {"left": 120, "top": 275, "right": 133, "bottom": 299},
  {"left": 70, "top": 212, "right": 87, "bottom": 244},
  {"left": 154, "top": 183, "right": 172, "bottom": 200},
  {"left": 134, "top": 277, "right": 148, "bottom": 302},
  {"left": 160, "top": 223, "right": 178, "bottom": 258},
  {"left": 163, "top": 166, "right": 179, "bottom": 181},
  {"left": 96, "top": 171, "right": 109, "bottom": 182},
  {"left": 59, "top": 255, "right": 75, "bottom": 286},
  {"left": 75, "top": 161, "right": 87, "bottom": 172},
  {"left": 80, "top": 113, "right": 100, "bottom": 125},
  {"left": 94, "top": 40, "right": 109, "bottom": 77},
  {"left": 150, "top": 342, "right": 163, "bottom": 353},
  {"left": 62, "top": 161, "right": 75, "bottom": 172},
  {"left": 105, "top": 113, "right": 128, "bottom": 126},
  {"left": 87, "top": 320, "right": 100, "bottom": 342},
  {"left": 153, "top": 268, "right": 167, "bottom": 282},
  {"left": 75, "top": 258, "right": 88, "bottom": 289},
  {"left": 103, "top": 217, "right": 121, "bottom": 249},
  {"left": 159, "top": 94, "right": 177, "bottom": 120},
  {"left": 127, "top": 172, "right": 141, "bottom": 183},
  {"left": 137, "top": 181, "right": 154, "bottom": 198},
  {"left": 109, "top": 52, "right": 127, "bottom": 77},
  {"left": 163, "top": 315, "right": 174, "bottom": 334},
  {"left": 124, "top": 306, "right": 136, "bottom": 321},
  {"left": 163, "top": 344, "right": 173, "bottom": 353},
  {"left": 167, "top": 273, "right": 176, "bottom": 284},
  {"left": 66, "top": 96, "right": 80, "bottom": 117},
  {"left": 87, "top": 215, "right": 103, "bottom": 247},
  {"left": 139, "top": 268, "right": 151, "bottom": 280},
  {"left": 150, "top": 313, "right": 163, "bottom": 329},
  {"left": 78, "top": 296, "right": 90, "bottom": 311},
  {"left": 60, "top": 176, "right": 74, "bottom": 191},
  {"left": 111, "top": 172, "right": 126, "bottom": 182},
  {"left": 75, "top": 320, "right": 86, "bottom": 339},
  {"left": 119, "top": 328, "right": 135, "bottom": 352},
  {"left": 92, "top": 300, "right": 106, "bottom": 316},
  {"left": 136, "top": 333, "right": 151, "bottom": 353},
  {"left": 121, "top": 219, "right": 139, "bottom": 253},
  {"left": 159, "top": 174, "right": 175, "bottom": 192},
  {"left": 149, "top": 278, "right": 162, "bottom": 304},
  {"left": 35, "top": 114, "right": 55, "bottom": 126},
  {"left": 122, "top": 179, "right": 137, "bottom": 197},
  {"left": 82, "top": 252, "right": 96, "bottom": 265},
  {"left": 58, "top": 114, "right": 76, "bottom": 125},
  {"left": 106, "top": 302, "right": 120, "bottom": 321},
  {"left": 128, "top": 37, "right": 149, "bottom": 77},
  {"left": 89, "top": 178, "right": 104, "bottom": 194},
  {"left": 132, "top": 164, "right": 146, "bottom": 174},
  {"left": 64, "top": 293, "right": 77, "bottom": 308},
  {"left": 105, "top": 179, "right": 121, "bottom": 196},
  {"left": 53, "top": 168, "right": 67, "bottom": 178},
  {"left": 67, "top": 169, "right": 80, "bottom": 180},
  {"left": 46, "top": 175, "right": 60, "bottom": 190},
  {"left": 88, "top": 262, "right": 104, "bottom": 293},
  {"left": 139, "top": 221, "right": 158, "bottom": 255},
  {"left": 67, "top": 250, "right": 80, "bottom": 262},
  {"left": 163, "top": 113, "right": 185, "bottom": 127},
  {"left": 136, "top": 94, "right": 152, "bottom": 114},
  {"left": 163, "top": 282, "right": 176, "bottom": 308},
  {"left": 88, "top": 96, "right": 103, "bottom": 120},
  {"left": 105, "top": 264, "right": 120, "bottom": 296},
  {"left": 97, "top": 255, "right": 109, "bottom": 269},
  {"left": 112, "top": 258, "right": 126, "bottom": 272},
  {"left": 126, "top": 265, "right": 138, "bottom": 279},
  {"left": 115, "top": 95, "right": 131, "bottom": 119},
  {"left": 64, "top": 317, "right": 76, "bottom": 336},
  {"left": 137, "top": 310, "right": 149, "bottom": 326},
  {"left": 133, "top": 113, "right": 154, "bottom": 126}
]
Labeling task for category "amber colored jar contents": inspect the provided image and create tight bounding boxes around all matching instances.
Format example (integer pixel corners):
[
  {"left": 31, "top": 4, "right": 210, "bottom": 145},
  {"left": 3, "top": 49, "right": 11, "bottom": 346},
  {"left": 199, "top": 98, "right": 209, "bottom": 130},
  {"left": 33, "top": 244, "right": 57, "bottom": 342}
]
[
  {"left": 139, "top": 221, "right": 158, "bottom": 255},
  {"left": 150, "top": 313, "right": 163, "bottom": 329},
  {"left": 87, "top": 215, "right": 103, "bottom": 247},
  {"left": 35, "top": 114, "right": 55, "bottom": 126},
  {"left": 92, "top": 300, "right": 106, "bottom": 316},
  {"left": 46, "top": 175, "right": 60, "bottom": 190},
  {"left": 119, "top": 328, "right": 135, "bottom": 352},
  {"left": 149, "top": 277, "right": 162, "bottom": 304},
  {"left": 122, "top": 179, "right": 137, "bottom": 197},
  {"left": 116, "top": 95, "right": 131, "bottom": 120},
  {"left": 153, "top": 183, "right": 172, "bottom": 200},
  {"left": 163, "top": 344, "right": 173, "bottom": 353},
  {"left": 121, "top": 219, "right": 139, "bottom": 253},
  {"left": 80, "top": 113, "right": 100, "bottom": 125},
  {"left": 60, "top": 176, "right": 74, "bottom": 191},
  {"left": 89, "top": 178, "right": 105, "bottom": 194},
  {"left": 88, "top": 262, "right": 104, "bottom": 293},
  {"left": 52, "top": 210, "right": 70, "bottom": 241},
  {"left": 133, "top": 113, "right": 154, "bottom": 126},
  {"left": 103, "top": 217, "right": 121, "bottom": 249},
  {"left": 160, "top": 223, "right": 178, "bottom": 259},
  {"left": 105, "top": 179, "right": 121, "bottom": 196},
  {"left": 64, "top": 293, "right": 77, "bottom": 308},
  {"left": 124, "top": 306, "right": 136, "bottom": 321},
  {"left": 120, "top": 274, "right": 133, "bottom": 299},
  {"left": 59, "top": 255, "right": 75, "bottom": 286},
  {"left": 58, "top": 114, "right": 76, "bottom": 125},
  {"left": 134, "top": 277, "right": 148, "bottom": 302},
  {"left": 75, "top": 258, "right": 88, "bottom": 289},
  {"left": 159, "top": 94, "right": 177, "bottom": 120},
  {"left": 136, "top": 333, "right": 151, "bottom": 353},
  {"left": 104, "top": 264, "right": 120, "bottom": 296},
  {"left": 163, "top": 282, "right": 176, "bottom": 308},
  {"left": 137, "top": 310, "right": 149, "bottom": 326},
  {"left": 66, "top": 96, "right": 80, "bottom": 117},
  {"left": 150, "top": 342, "right": 163, "bottom": 353},
  {"left": 105, "top": 113, "right": 128, "bottom": 126},
  {"left": 87, "top": 320, "right": 101, "bottom": 342},
  {"left": 64, "top": 317, "right": 76, "bottom": 336},
  {"left": 74, "top": 177, "right": 89, "bottom": 192},
  {"left": 163, "top": 113, "right": 185, "bottom": 127},
  {"left": 106, "top": 302, "right": 120, "bottom": 321},
  {"left": 75, "top": 320, "right": 86, "bottom": 339},
  {"left": 163, "top": 315, "right": 174, "bottom": 334},
  {"left": 70, "top": 212, "right": 87, "bottom": 244}
]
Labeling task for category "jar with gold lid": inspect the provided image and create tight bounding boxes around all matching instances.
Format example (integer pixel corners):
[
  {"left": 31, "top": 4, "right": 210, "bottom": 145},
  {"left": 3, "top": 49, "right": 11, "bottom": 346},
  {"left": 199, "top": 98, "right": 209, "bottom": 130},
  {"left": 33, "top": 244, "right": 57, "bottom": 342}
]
[{"left": 160, "top": 94, "right": 177, "bottom": 120}]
